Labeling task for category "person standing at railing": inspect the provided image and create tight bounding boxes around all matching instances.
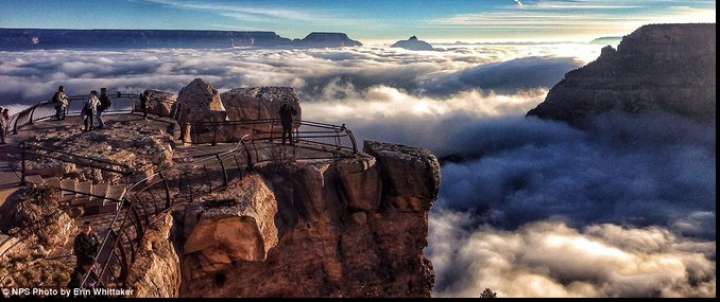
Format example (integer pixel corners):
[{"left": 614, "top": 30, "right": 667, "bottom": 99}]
[
  {"left": 279, "top": 103, "right": 297, "bottom": 146},
  {"left": 84, "top": 90, "right": 100, "bottom": 132},
  {"left": 138, "top": 90, "right": 149, "bottom": 119},
  {"left": 52, "top": 85, "right": 68, "bottom": 120},
  {"left": 97, "top": 87, "right": 111, "bottom": 129},
  {"left": 0, "top": 106, "right": 6, "bottom": 144}
]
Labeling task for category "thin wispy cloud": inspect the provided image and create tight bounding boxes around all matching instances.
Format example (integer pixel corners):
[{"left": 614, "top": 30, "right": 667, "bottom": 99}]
[
  {"left": 428, "top": 0, "right": 716, "bottom": 38},
  {"left": 142, "top": 0, "right": 334, "bottom": 22}
]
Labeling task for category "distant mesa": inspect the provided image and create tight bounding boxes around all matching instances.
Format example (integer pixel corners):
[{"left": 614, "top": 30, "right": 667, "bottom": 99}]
[
  {"left": 0, "top": 29, "right": 363, "bottom": 50},
  {"left": 390, "top": 36, "right": 435, "bottom": 51},
  {"left": 527, "top": 23, "right": 716, "bottom": 126},
  {"left": 292, "top": 32, "right": 363, "bottom": 48}
]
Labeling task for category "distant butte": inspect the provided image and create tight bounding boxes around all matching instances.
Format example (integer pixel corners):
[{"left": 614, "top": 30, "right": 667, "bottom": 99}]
[{"left": 390, "top": 36, "right": 435, "bottom": 51}]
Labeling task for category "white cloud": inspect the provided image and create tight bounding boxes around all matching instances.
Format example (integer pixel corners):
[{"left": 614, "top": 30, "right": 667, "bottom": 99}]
[{"left": 428, "top": 213, "right": 716, "bottom": 297}]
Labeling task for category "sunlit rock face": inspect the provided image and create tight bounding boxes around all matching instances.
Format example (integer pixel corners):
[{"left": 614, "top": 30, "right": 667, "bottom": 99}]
[
  {"left": 527, "top": 23, "right": 716, "bottom": 126},
  {"left": 219, "top": 87, "right": 302, "bottom": 140},
  {"left": 175, "top": 141, "right": 439, "bottom": 298},
  {"left": 176, "top": 78, "right": 228, "bottom": 143}
]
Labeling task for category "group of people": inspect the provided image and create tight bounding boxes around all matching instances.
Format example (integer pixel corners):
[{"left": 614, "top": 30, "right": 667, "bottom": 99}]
[
  {"left": 52, "top": 85, "right": 113, "bottom": 131},
  {"left": 0, "top": 106, "right": 9, "bottom": 144}
]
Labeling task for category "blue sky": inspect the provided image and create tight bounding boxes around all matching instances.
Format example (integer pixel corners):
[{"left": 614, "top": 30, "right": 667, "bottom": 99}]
[{"left": 0, "top": 0, "right": 715, "bottom": 41}]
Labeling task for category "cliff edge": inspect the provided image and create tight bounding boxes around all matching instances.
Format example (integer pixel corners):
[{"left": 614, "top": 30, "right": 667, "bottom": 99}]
[{"left": 527, "top": 23, "right": 716, "bottom": 125}]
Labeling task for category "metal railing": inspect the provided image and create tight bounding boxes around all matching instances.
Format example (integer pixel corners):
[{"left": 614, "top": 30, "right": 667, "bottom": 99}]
[
  {"left": 9, "top": 93, "right": 139, "bottom": 135},
  {"left": 181, "top": 119, "right": 358, "bottom": 154},
  {"left": 83, "top": 136, "right": 250, "bottom": 290}
]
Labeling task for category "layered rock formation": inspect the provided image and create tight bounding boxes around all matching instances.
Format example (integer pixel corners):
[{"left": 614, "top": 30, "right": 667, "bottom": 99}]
[
  {"left": 527, "top": 23, "right": 716, "bottom": 125},
  {"left": 391, "top": 36, "right": 435, "bottom": 51},
  {"left": 125, "top": 141, "right": 439, "bottom": 298}
]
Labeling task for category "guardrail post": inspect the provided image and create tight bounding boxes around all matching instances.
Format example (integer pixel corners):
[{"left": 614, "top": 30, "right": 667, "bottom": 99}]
[
  {"left": 217, "top": 154, "right": 228, "bottom": 187},
  {"left": 20, "top": 142, "right": 26, "bottom": 186},
  {"left": 159, "top": 172, "right": 172, "bottom": 209},
  {"left": 28, "top": 106, "right": 38, "bottom": 125}
]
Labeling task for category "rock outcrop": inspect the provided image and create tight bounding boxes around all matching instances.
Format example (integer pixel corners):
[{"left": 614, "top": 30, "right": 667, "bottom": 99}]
[
  {"left": 527, "top": 23, "right": 716, "bottom": 125},
  {"left": 176, "top": 78, "right": 228, "bottom": 143},
  {"left": 136, "top": 89, "right": 178, "bottom": 118},
  {"left": 171, "top": 141, "right": 439, "bottom": 297},
  {"left": 218, "top": 87, "right": 302, "bottom": 141},
  {"left": 21, "top": 120, "right": 174, "bottom": 181},
  {"left": 390, "top": 36, "right": 435, "bottom": 51},
  {"left": 125, "top": 212, "right": 181, "bottom": 298}
]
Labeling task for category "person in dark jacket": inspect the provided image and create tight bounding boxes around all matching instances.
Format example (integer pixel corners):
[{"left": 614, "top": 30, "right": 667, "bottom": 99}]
[
  {"left": 279, "top": 104, "right": 297, "bottom": 146},
  {"left": 66, "top": 257, "right": 97, "bottom": 297},
  {"left": 97, "top": 87, "right": 111, "bottom": 129},
  {"left": 73, "top": 221, "right": 99, "bottom": 266},
  {"left": 138, "top": 90, "right": 149, "bottom": 119}
]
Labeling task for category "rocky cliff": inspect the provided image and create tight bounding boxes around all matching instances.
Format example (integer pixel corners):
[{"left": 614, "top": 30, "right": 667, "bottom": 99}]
[
  {"left": 527, "top": 23, "right": 716, "bottom": 125},
  {"left": 125, "top": 141, "right": 439, "bottom": 298}
]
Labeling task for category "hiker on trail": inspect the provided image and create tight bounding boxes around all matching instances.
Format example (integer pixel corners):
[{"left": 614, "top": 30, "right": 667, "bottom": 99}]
[
  {"left": 67, "top": 257, "right": 98, "bottom": 297},
  {"left": 83, "top": 90, "right": 100, "bottom": 132},
  {"left": 73, "top": 221, "right": 99, "bottom": 266},
  {"left": 138, "top": 90, "right": 149, "bottom": 119},
  {"left": 279, "top": 103, "right": 297, "bottom": 146},
  {"left": 0, "top": 107, "right": 7, "bottom": 144},
  {"left": 52, "top": 85, "right": 68, "bottom": 120},
  {"left": 97, "top": 87, "right": 111, "bottom": 129}
]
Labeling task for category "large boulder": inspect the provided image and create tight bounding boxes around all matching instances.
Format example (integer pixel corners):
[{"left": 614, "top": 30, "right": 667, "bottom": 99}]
[
  {"left": 362, "top": 141, "right": 440, "bottom": 212},
  {"left": 182, "top": 173, "right": 279, "bottom": 277},
  {"left": 176, "top": 78, "right": 228, "bottom": 143},
  {"left": 135, "top": 89, "right": 178, "bottom": 118},
  {"left": 219, "top": 87, "right": 302, "bottom": 141}
]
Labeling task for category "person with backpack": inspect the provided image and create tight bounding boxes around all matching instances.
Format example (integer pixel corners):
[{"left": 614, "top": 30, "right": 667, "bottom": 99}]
[
  {"left": 97, "top": 87, "right": 111, "bottom": 129},
  {"left": 84, "top": 90, "right": 100, "bottom": 132},
  {"left": 52, "top": 85, "right": 68, "bottom": 120}
]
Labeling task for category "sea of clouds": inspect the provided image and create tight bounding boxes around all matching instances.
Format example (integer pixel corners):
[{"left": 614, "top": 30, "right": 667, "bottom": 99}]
[{"left": 0, "top": 42, "right": 714, "bottom": 297}]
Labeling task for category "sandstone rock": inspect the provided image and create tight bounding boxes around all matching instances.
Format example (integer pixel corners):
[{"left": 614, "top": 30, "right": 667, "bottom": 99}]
[
  {"left": 527, "top": 23, "right": 716, "bottom": 126},
  {"left": 135, "top": 89, "right": 177, "bottom": 118},
  {"left": 126, "top": 212, "right": 181, "bottom": 298},
  {"left": 219, "top": 87, "right": 302, "bottom": 141},
  {"left": 176, "top": 78, "right": 228, "bottom": 143},
  {"left": 23, "top": 121, "right": 174, "bottom": 181},
  {"left": 183, "top": 173, "right": 279, "bottom": 276},
  {"left": 335, "top": 157, "right": 381, "bottom": 211},
  {"left": 363, "top": 141, "right": 440, "bottom": 212}
]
